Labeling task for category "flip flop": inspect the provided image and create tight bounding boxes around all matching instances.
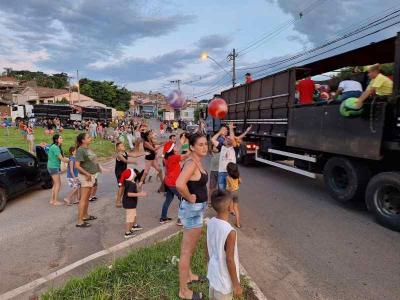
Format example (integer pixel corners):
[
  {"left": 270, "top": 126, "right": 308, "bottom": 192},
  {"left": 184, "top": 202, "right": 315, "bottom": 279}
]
[
  {"left": 76, "top": 222, "right": 91, "bottom": 228},
  {"left": 51, "top": 201, "right": 64, "bottom": 206},
  {"left": 83, "top": 215, "right": 97, "bottom": 221}
]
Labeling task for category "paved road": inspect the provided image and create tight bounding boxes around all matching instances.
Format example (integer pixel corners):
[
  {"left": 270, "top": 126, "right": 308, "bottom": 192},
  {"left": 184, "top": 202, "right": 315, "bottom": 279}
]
[
  {"left": 237, "top": 163, "right": 400, "bottom": 300},
  {"left": 1, "top": 120, "right": 399, "bottom": 300}
]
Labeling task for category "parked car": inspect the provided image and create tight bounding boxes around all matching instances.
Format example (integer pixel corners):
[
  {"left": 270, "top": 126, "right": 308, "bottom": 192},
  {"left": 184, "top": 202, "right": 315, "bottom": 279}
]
[{"left": 0, "top": 146, "right": 53, "bottom": 212}]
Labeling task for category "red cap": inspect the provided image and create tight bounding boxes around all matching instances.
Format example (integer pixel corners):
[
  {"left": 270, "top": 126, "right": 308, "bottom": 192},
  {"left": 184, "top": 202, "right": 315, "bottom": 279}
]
[
  {"left": 163, "top": 141, "right": 175, "bottom": 154},
  {"left": 118, "top": 168, "right": 135, "bottom": 186}
]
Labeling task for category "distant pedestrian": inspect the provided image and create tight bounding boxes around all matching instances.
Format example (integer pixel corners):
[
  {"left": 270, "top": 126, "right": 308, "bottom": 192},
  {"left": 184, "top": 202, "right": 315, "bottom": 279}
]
[
  {"left": 176, "top": 133, "right": 209, "bottom": 300},
  {"left": 47, "top": 134, "right": 69, "bottom": 206},
  {"left": 226, "top": 162, "right": 241, "bottom": 228},
  {"left": 245, "top": 72, "right": 253, "bottom": 84},
  {"left": 26, "top": 123, "right": 35, "bottom": 154},
  {"left": 64, "top": 146, "right": 80, "bottom": 205},
  {"left": 207, "top": 189, "right": 242, "bottom": 300},
  {"left": 75, "top": 133, "right": 101, "bottom": 228},
  {"left": 139, "top": 131, "right": 163, "bottom": 188},
  {"left": 160, "top": 122, "right": 165, "bottom": 136},
  {"left": 116, "top": 168, "right": 146, "bottom": 237}
]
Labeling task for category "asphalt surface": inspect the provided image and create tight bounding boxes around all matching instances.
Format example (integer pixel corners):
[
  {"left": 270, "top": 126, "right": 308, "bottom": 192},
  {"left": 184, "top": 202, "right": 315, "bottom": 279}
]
[{"left": 1, "top": 120, "right": 399, "bottom": 300}]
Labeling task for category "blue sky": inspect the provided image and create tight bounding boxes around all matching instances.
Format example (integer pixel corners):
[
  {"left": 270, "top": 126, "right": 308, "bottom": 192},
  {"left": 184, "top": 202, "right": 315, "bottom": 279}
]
[{"left": 0, "top": 0, "right": 399, "bottom": 99}]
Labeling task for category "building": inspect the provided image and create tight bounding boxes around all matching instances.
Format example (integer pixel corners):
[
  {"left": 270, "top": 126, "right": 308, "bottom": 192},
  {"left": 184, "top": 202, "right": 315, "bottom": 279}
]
[{"left": 13, "top": 86, "right": 68, "bottom": 105}]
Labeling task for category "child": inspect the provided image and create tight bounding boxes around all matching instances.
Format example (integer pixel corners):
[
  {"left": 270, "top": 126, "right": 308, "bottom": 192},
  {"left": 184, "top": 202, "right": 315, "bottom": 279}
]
[
  {"left": 217, "top": 136, "right": 237, "bottom": 190},
  {"left": 116, "top": 168, "right": 146, "bottom": 238},
  {"left": 207, "top": 190, "right": 243, "bottom": 300},
  {"left": 64, "top": 146, "right": 80, "bottom": 205},
  {"left": 209, "top": 145, "right": 220, "bottom": 205},
  {"left": 226, "top": 162, "right": 242, "bottom": 228}
]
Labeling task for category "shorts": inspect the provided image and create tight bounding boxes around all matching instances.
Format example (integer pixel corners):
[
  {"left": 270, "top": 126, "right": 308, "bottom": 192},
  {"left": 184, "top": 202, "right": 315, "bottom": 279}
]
[
  {"left": 209, "top": 171, "right": 218, "bottom": 191},
  {"left": 78, "top": 173, "right": 96, "bottom": 188},
  {"left": 68, "top": 177, "right": 80, "bottom": 189},
  {"left": 26, "top": 134, "right": 34, "bottom": 142},
  {"left": 48, "top": 168, "right": 61, "bottom": 176},
  {"left": 209, "top": 286, "right": 233, "bottom": 300},
  {"left": 218, "top": 172, "right": 228, "bottom": 190},
  {"left": 125, "top": 209, "right": 137, "bottom": 223},
  {"left": 231, "top": 191, "right": 239, "bottom": 203},
  {"left": 178, "top": 200, "right": 207, "bottom": 229}
]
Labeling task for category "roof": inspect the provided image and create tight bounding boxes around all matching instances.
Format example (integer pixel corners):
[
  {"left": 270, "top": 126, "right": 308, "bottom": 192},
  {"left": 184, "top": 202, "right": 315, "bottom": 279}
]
[
  {"left": 0, "top": 76, "right": 17, "bottom": 82},
  {"left": 35, "top": 87, "right": 68, "bottom": 98}
]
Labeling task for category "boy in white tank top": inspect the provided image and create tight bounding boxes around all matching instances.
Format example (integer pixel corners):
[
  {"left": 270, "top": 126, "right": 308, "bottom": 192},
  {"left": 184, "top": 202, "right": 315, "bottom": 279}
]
[{"left": 207, "top": 190, "right": 242, "bottom": 300}]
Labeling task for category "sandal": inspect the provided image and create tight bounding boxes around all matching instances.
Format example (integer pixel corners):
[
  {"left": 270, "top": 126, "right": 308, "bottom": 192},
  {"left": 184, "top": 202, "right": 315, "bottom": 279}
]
[
  {"left": 180, "top": 292, "right": 203, "bottom": 300},
  {"left": 83, "top": 215, "right": 97, "bottom": 221},
  {"left": 76, "top": 222, "right": 91, "bottom": 228}
]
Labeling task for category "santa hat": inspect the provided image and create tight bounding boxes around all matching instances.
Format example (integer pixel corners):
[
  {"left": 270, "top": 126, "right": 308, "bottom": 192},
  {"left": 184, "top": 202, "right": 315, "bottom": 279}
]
[
  {"left": 118, "top": 168, "right": 135, "bottom": 186},
  {"left": 163, "top": 141, "right": 175, "bottom": 154}
]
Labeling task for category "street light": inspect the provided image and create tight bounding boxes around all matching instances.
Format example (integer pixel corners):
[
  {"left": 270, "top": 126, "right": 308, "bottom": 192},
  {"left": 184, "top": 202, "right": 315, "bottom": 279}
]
[{"left": 200, "top": 52, "right": 231, "bottom": 76}]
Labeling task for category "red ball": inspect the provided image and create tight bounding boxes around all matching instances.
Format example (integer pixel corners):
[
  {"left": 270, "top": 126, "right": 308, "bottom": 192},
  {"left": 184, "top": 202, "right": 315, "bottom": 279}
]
[{"left": 208, "top": 98, "right": 228, "bottom": 119}]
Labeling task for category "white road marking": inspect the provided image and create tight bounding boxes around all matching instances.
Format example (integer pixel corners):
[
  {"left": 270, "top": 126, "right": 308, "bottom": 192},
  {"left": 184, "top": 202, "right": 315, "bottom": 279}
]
[{"left": 0, "top": 221, "right": 177, "bottom": 300}]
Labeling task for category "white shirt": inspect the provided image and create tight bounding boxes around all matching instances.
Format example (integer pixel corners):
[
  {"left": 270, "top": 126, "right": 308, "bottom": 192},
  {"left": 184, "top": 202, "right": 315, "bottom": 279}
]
[
  {"left": 218, "top": 146, "right": 236, "bottom": 172},
  {"left": 207, "top": 217, "right": 240, "bottom": 295},
  {"left": 338, "top": 80, "right": 362, "bottom": 93}
]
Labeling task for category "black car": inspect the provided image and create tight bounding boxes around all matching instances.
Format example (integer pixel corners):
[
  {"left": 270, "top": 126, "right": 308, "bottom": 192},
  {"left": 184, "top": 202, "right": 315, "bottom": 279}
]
[{"left": 0, "top": 146, "right": 53, "bottom": 211}]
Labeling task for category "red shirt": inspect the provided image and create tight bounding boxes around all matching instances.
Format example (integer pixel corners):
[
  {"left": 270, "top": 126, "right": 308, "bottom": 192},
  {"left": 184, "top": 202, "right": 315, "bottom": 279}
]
[
  {"left": 160, "top": 123, "right": 164, "bottom": 129},
  {"left": 164, "top": 154, "right": 182, "bottom": 187},
  {"left": 297, "top": 78, "right": 315, "bottom": 104}
]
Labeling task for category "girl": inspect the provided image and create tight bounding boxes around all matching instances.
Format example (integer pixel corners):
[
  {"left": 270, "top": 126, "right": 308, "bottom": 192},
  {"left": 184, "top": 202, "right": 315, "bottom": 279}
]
[
  {"left": 160, "top": 141, "right": 190, "bottom": 225},
  {"left": 26, "top": 123, "right": 35, "bottom": 154},
  {"left": 75, "top": 133, "right": 101, "bottom": 228},
  {"left": 47, "top": 134, "right": 69, "bottom": 206},
  {"left": 64, "top": 146, "right": 80, "bottom": 205},
  {"left": 139, "top": 131, "right": 163, "bottom": 188},
  {"left": 180, "top": 132, "right": 189, "bottom": 154},
  {"left": 226, "top": 162, "right": 242, "bottom": 228},
  {"left": 176, "top": 133, "right": 209, "bottom": 300}
]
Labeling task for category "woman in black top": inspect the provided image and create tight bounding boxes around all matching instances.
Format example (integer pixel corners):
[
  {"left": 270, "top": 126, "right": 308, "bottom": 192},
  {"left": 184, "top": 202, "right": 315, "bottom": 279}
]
[
  {"left": 140, "top": 131, "right": 163, "bottom": 186},
  {"left": 176, "top": 133, "right": 209, "bottom": 300}
]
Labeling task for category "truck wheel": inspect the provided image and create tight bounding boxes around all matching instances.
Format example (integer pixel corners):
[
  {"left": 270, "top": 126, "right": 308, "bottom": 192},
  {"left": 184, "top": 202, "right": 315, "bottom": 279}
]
[
  {"left": 323, "top": 157, "right": 370, "bottom": 203},
  {"left": 0, "top": 188, "right": 7, "bottom": 212},
  {"left": 366, "top": 172, "right": 400, "bottom": 231}
]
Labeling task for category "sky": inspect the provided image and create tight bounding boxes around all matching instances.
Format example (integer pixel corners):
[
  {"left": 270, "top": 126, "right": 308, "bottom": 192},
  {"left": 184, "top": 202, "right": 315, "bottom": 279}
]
[{"left": 0, "top": 0, "right": 399, "bottom": 99}]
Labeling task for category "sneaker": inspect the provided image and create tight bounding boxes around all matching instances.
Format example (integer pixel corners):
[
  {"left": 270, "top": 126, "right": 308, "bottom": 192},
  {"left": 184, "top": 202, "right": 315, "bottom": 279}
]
[
  {"left": 131, "top": 224, "right": 143, "bottom": 231},
  {"left": 89, "top": 197, "right": 97, "bottom": 202},
  {"left": 159, "top": 218, "right": 168, "bottom": 224},
  {"left": 124, "top": 231, "right": 137, "bottom": 239}
]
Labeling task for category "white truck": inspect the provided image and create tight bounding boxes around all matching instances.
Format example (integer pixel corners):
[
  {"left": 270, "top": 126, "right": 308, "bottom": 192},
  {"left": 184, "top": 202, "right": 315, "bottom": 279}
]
[{"left": 10, "top": 105, "right": 34, "bottom": 121}]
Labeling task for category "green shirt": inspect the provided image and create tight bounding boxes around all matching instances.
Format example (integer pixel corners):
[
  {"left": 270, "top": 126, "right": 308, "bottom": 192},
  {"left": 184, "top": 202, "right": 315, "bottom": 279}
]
[
  {"left": 76, "top": 147, "right": 101, "bottom": 174},
  {"left": 181, "top": 143, "right": 189, "bottom": 151},
  {"left": 47, "top": 144, "right": 61, "bottom": 169}
]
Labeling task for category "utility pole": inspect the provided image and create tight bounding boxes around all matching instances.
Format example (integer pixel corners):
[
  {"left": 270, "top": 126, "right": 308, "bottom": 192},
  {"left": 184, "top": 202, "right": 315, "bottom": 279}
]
[
  {"left": 76, "top": 70, "right": 81, "bottom": 103},
  {"left": 170, "top": 80, "right": 181, "bottom": 91},
  {"left": 228, "top": 48, "right": 238, "bottom": 87}
]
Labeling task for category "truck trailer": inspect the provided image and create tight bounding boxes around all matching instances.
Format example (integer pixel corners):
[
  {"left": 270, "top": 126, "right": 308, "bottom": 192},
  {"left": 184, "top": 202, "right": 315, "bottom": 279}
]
[{"left": 219, "top": 34, "right": 400, "bottom": 231}]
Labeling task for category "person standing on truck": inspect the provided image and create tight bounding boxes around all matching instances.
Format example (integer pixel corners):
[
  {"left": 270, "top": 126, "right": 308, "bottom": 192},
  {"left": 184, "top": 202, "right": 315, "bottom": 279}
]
[
  {"left": 296, "top": 74, "right": 315, "bottom": 105},
  {"left": 245, "top": 72, "right": 253, "bottom": 84},
  {"left": 354, "top": 63, "right": 393, "bottom": 109},
  {"left": 336, "top": 76, "right": 363, "bottom": 101}
]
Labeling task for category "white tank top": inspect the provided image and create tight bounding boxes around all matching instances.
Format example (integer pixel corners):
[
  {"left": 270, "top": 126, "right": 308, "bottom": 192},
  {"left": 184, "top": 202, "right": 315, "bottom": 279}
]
[{"left": 207, "top": 217, "right": 240, "bottom": 294}]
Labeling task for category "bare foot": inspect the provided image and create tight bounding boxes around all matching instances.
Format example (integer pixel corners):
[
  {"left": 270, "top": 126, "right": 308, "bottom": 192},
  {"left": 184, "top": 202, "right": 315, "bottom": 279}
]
[
  {"left": 51, "top": 201, "right": 64, "bottom": 206},
  {"left": 64, "top": 199, "right": 72, "bottom": 206}
]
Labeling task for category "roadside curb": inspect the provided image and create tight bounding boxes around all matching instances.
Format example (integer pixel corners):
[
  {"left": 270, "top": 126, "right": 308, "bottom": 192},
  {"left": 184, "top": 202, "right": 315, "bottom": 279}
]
[{"left": 240, "top": 264, "right": 268, "bottom": 300}]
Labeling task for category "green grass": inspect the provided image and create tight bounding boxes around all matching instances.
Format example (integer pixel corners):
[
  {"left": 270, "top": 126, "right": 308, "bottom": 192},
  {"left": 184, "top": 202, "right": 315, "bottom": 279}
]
[
  {"left": 0, "top": 127, "right": 115, "bottom": 158},
  {"left": 42, "top": 231, "right": 254, "bottom": 300}
]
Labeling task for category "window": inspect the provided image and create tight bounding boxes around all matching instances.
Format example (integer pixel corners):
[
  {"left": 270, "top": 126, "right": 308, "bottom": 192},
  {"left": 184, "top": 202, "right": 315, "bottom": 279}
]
[
  {"left": 8, "top": 148, "right": 31, "bottom": 159},
  {"left": 0, "top": 151, "right": 16, "bottom": 168}
]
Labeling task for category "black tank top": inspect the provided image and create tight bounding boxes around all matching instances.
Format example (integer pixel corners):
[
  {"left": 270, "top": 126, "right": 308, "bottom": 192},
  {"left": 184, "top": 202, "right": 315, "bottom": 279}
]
[
  {"left": 115, "top": 151, "right": 128, "bottom": 179},
  {"left": 187, "top": 171, "right": 208, "bottom": 203},
  {"left": 144, "top": 142, "right": 156, "bottom": 160}
]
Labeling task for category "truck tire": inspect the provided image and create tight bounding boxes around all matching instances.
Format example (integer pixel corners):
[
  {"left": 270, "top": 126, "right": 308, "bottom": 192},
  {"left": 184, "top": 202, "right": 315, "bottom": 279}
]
[
  {"left": 323, "top": 157, "right": 370, "bottom": 203},
  {"left": 0, "top": 188, "right": 7, "bottom": 212},
  {"left": 366, "top": 172, "right": 400, "bottom": 232}
]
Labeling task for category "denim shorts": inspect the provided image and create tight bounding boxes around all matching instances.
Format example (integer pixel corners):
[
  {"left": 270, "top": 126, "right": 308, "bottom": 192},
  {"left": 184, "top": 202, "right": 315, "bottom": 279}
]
[
  {"left": 218, "top": 172, "right": 228, "bottom": 190},
  {"left": 178, "top": 200, "right": 207, "bottom": 229},
  {"left": 48, "top": 168, "right": 61, "bottom": 176}
]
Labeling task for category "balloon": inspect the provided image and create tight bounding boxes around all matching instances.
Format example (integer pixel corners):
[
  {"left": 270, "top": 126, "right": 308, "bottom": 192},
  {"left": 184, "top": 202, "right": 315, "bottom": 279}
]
[
  {"left": 167, "top": 90, "right": 186, "bottom": 109},
  {"left": 208, "top": 97, "right": 228, "bottom": 119},
  {"left": 340, "top": 97, "right": 363, "bottom": 117}
]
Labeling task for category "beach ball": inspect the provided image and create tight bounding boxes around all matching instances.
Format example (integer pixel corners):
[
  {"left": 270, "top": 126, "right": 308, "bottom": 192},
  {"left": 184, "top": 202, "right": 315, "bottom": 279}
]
[
  {"left": 208, "top": 97, "right": 228, "bottom": 119},
  {"left": 340, "top": 97, "right": 363, "bottom": 117},
  {"left": 167, "top": 90, "right": 186, "bottom": 109}
]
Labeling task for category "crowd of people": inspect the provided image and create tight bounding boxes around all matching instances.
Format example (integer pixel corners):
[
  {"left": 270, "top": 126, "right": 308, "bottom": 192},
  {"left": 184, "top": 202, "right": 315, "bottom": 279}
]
[
  {"left": 39, "top": 115, "right": 251, "bottom": 299},
  {"left": 296, "top": 63, "right": 393, "bottom": 106}
]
